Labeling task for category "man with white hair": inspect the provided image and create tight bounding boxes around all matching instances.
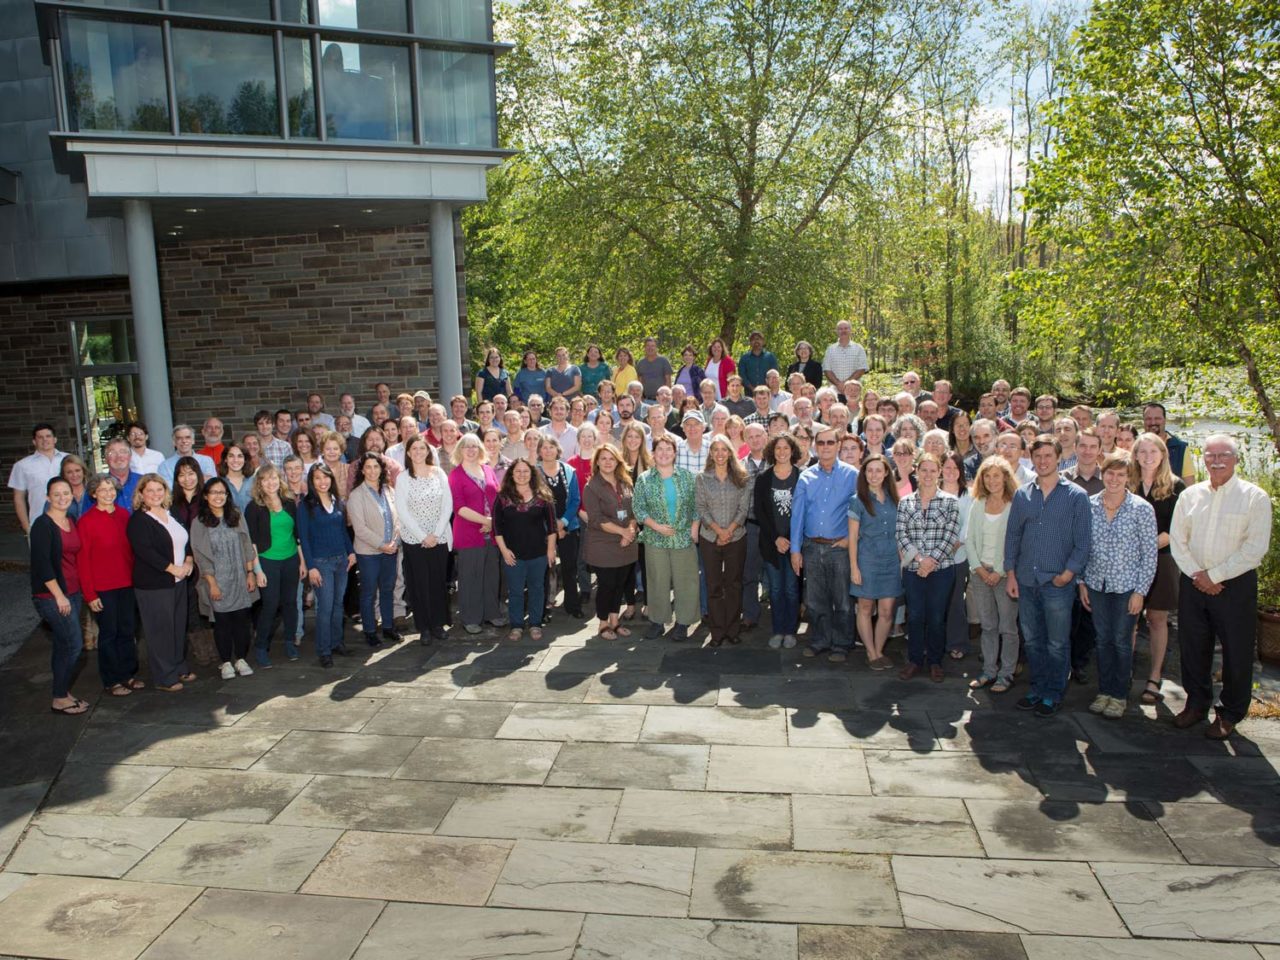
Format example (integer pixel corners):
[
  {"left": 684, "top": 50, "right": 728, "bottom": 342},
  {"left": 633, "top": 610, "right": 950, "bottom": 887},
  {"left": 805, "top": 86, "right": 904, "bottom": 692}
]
[
  {"left": 1169, "top": 435, "right": 1273, "bottom": 740},
  {"left": 339, "top": 393, "right": 372, "bottom": 437},
  {"left": 822, "top": 320, "right": 868, "bottom": 392}
]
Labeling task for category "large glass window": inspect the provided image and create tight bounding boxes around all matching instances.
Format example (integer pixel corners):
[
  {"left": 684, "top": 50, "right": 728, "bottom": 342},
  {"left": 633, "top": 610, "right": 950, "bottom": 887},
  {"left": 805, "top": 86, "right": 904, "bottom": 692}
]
[
  {"left": 321, "top": 40, "right": 412, "bottom": 141},
  {"left": 62, "top": 17, "right": 169, "bottom": 133},
  {"left": 414, "top": 0, "right": 489, "bottom": 41},
  {"left": 319, "top": 0, "right": 407, "bottom": 33},
  {"left": 172, "top": 29, "right": 279, "bottom": 136},
  {"left": 419, "top": 48, "right": 493, "bottom": 147},
  {"left": 283, "top": 37, "right": 319, "bottom": 138},
  {"left": 168, "top": 0, "right": 272, "bottom": 17}
]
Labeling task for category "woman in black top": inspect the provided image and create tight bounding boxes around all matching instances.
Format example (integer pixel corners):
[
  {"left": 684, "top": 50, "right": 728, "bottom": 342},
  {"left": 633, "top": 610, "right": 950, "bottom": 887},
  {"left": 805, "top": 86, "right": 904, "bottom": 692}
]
[
  {"left": 170, "top": 456, "right": 208, "bottom": 653},
  {"left": 31, "top": 477, "right": 89, "bottom": 714},
  {"left": 754, "top": 434, "right": 802, "bottom": 649},
  {"left": 787, "top": 341, "right": 824, "bottom": 389},
  {"left": 536, "top": 436, "right": 582, "bottom": 620},
  {"left": 127, "top": 474, "right": 196, "bottom": 692},
  {"left": 493, "top": 459, "right": 558, "bottom": 642}
]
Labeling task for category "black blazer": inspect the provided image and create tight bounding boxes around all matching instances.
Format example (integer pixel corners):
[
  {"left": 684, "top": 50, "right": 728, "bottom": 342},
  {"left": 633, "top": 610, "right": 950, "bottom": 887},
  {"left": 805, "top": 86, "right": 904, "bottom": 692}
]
[
  {"left": 127, "top": 509, "right": 192, "bottom": 591},
  {"left": 29, "top": 514, "right": 66, "bottom": 595},
  {"left": 753, "top": 467, "right": 799, "bottom": 568},
  {"left": 245, "top": 499, "right": 298, "bottom": 557}
]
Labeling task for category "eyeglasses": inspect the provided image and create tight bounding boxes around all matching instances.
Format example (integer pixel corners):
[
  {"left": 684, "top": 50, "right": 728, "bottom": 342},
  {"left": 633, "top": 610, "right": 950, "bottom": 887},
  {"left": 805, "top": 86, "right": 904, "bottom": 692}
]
[
  {"left": 1203, "top": 452, "right": 1236, "bottom": 460},
  {"left": 815, "top": 439, "right": 839, "bottom": 447}
]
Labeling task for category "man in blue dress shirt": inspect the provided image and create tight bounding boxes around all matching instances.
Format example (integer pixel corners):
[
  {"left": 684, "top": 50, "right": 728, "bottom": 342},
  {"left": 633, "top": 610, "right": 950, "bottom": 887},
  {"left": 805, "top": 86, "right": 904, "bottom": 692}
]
[
  {"left": 1004, "top": 435, "right": 1092, "bottom": 716},
  {"left": 790, "top": 425, "right": 859, "bottom": 661}
]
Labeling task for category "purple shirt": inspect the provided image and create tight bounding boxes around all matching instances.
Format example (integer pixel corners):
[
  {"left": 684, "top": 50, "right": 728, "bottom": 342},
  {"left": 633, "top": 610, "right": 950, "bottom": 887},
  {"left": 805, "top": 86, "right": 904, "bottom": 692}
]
[{"left": 449, "top": 463, "right": 499, "bottom": 550}]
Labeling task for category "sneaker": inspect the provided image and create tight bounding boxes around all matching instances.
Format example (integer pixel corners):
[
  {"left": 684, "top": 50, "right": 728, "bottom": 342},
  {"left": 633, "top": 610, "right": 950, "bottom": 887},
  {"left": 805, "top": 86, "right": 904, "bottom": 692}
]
[
  {"left": 285, "top": 643, "right": 301, "bottom": 662},
  {"left": 219, "top": 662, "right": 236, "bottom": 680},
  {"left": 364, "top": 633, "right": 383, "bottom": 649},
  {"left": 645, "top": 621, "right": 665, "bottom": 640},
  {"left": 782, "top": 635, "right": 797, "bottom": 649},
  {"left": 234, "top": 659, "right": 254, "bottom": 677},
  {"left": 1088, "top": 694, "right": 1110, "bottom": 714},
  {"left": 1033, "top": 700, "right": 1060, "bottom": 718},
  {"left": 768, "top": 634, "right": 784, "bottom": 649},
  {"left": 1015, "top": 694, "right": 1039, "bottom": 711},
  {"left": 1102, "top": 696, "right": 1126, "bottom": 719},
  {"left": 464, "top": 624, "right": 483, "bottom": 635},
  {"left": 802, "top": 646, "right": 820, "bottom": 658},
  {"left": 320, "top": 655, "right": 333, "bottom": 668},
  {"left": 828, "top": 650, "right": 847, "bottom": 663}
]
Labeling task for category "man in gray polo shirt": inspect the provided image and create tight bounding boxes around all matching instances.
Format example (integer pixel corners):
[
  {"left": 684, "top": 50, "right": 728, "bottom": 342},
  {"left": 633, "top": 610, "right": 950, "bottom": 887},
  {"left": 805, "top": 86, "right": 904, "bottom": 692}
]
[{"left": 635, "top": 337, "right": 674, "bottom": 401}]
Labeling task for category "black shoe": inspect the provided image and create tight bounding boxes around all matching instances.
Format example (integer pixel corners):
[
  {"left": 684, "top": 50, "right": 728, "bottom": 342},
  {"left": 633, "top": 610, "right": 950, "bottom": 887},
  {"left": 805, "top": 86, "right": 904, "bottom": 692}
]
[
  {"left": 364, "top": 633, "right": 382, "bottom": 649},
  {"left": 320, "top": 655, "right": 333, "bottom": 668},
  {"left": 670, "top": 624, "right": 689, "bottom": 642},
  {"left": 1072, "top": 668, "right": 1090, "bottom": 685},
  {"left": 1033, "top": 700, "right": 1060, "bottom": 717},
  {"left": 332, "top": 645, "right": 352, "bottom": 657},
  {"left": 383, "top": 629, "right": 402, "bottom": 643},
  {"left": 430, "top": 628, "right": 447, "bottom": 642},
  {"left": 645, "top": 621, "right": 666, "bottom": 640},
  {"left": 566, "top": 609, "right": 584, "bottom": 619},
  {"left": 1015, "top": 694, "right": 1039, "bottom": 711}
]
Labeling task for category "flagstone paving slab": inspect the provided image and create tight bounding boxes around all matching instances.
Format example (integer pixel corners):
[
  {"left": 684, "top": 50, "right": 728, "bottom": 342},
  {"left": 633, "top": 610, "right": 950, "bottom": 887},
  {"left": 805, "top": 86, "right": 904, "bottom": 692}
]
[
  {"left": 784, "top": 709, "right": 938, "bottom": 751},
  {"left": 300, "top": 830, "right": 512, "bottom": 905},
  {"left": 394, "top": 736, "right": 561, "bottom": 785},
  {"left": 235, "top": 695, "right": 387, "bottom": 732},
  {"left": 866, "top": 751, "right": 1041, "bottom": 800},
  {"left": 1030, "top": 754, "right": 1220, "bottom": 804},
  {"left": 641, "top": 705, "right": 788, "bottom": 746},
  {"left": 496, "top": 702, "right": 648, "bottom": 743},
  {"left": 611, "top": 788, "right": 791, "bottom": 850},
  {"left": 359, "top": 698, "right": 514, "bottom": 738},
  {"left": 455, "top": 670, "right": 592, "bottom": 703},
  {"left": 705, "top": 745, "right": 870, "bottom": 795},
  {"left": 351, "top": 903, "right": 584, "bottom": 960},
  {"left": 138, "top": 888, "right": 383, "bottom": 960},
  {"left": 126, "top": 820, "right": 342, "bottom": 892},
  {"left": 690, "top": 848, "right": 900, "bottom": 926},
  {"left": 892, "top": 855, "right": 1128, "bottom": 936},
  {"left": 1093, "top": 863, "right": 1280, "bottom": 942},
  {"left": 1150, "top": 801, "right": 1280, "bottom": 867},
  {"left": 964, "top": 799, "right": 1184, "bottom": 863},
  {"left": 928, "top": 711, "right": 1091, "bottom": 757},
  {"left": 0, "top": 780, "right": 51, "bottom": 862},
  {"left": 1018, "top": 935, "right": 1265, "bottom": 960},
  {"left": 583, "top": 671, "right": 720, "bottom": 706},
  {"left": 717, "top": 676, "right": 858, "bottom": 711},
  {"left": 43, "top": 763, "right": 172, "bottom": 815},
  {"left": 0, "top": 874, "right": 200, "bottom": 960},
  {"left": 437, "top": 785, "right": 621, "bottom": 842},
  {"left": 539, "top": 643, "right": 668, "bottom": 673},
  {"left": 546, "top": 742, "right": 709, "bottom": 790},
  {"left": 121, "top": 768, "right": 312, "bottom": 823},
  {"left": 798, "top": 925, "right": 1028, "bottom": 960},
  {"left": 252, "top": 730, "right": 420, "bottom": 777},
  {"left": 489, "top": 838, "right": 695, "bottom": 917},
  {"left": 573, "top": 914, "right": 799, "bottom": 960},
  {"left": 8, "top": 814, "right": 184, "bottom": 879},
  {"left": 272, "top": 774, "right": 464, "bottom": 833},
  {"left": 791, "top": 795, "right": 983, "bottom": 857},
  {"left": 70, "top": 723, "right": 286, "bottom": 769}
]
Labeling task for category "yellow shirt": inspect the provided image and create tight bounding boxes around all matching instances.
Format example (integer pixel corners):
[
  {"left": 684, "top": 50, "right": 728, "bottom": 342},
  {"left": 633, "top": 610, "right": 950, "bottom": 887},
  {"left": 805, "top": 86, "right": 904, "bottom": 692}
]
[{"left": 611, "top": 364, "right": 639, "bottom": 394}]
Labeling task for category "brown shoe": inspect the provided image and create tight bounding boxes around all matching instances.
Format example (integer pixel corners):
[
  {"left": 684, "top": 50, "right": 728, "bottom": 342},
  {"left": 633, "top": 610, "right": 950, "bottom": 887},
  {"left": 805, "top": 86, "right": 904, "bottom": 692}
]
[
  {"left": 1172, "top": 706, "right": 1208, "bottom": 729},
  {"left": 930, "top": 664, "right": 944, "bottom": 683},
  {"left": 1205, "top": 712, "right": 1236, "bottom": 740},
  {"left": 898, "top": 663, "right": 920, "bottom": 681}
]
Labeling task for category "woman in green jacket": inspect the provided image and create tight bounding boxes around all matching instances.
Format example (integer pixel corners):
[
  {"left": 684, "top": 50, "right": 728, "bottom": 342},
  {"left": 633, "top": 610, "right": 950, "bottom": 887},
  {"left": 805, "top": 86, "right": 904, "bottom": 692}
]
[{"left": 632, "top": 435, "right": 700, "bottom": 642}]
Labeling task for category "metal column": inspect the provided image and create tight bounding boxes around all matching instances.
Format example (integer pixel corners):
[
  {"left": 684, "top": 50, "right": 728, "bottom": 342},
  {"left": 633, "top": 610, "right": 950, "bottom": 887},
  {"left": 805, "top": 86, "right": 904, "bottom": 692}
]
[
  {"left": 122, "top": 199, "right": 176, "bottom": 455},
  {"left": 429, "top": 200, "right": 464, "bottom": 401}
]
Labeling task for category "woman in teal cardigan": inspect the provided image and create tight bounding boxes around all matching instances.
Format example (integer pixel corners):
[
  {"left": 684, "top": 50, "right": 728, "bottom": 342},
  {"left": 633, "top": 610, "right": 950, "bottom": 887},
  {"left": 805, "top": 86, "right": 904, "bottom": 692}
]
[{"left": 632, "top": 435, "right": 700, "bottom": 642}]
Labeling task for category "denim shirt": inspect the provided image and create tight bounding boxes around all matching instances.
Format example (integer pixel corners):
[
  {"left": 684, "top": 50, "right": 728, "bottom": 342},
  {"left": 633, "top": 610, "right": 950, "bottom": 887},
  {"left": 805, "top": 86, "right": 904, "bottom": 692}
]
[
  {"left": 1004, "top": 477, "right": 1092, "bottom": 585},
  {"left": 1083, "top": 491, "right": 1158, "bottom": 596}
]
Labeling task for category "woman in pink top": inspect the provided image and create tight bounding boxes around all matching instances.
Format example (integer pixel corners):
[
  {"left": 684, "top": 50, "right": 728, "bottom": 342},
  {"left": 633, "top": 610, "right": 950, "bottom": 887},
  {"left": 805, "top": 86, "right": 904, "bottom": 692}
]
[{"left": 449, "top": 434, "right": 504, "bottom": 634}]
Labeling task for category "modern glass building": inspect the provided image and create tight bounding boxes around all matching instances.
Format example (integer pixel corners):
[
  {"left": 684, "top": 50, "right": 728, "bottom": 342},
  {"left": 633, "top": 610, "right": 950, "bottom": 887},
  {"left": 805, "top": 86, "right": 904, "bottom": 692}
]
[{"left": 0, "top": 0, "right": 508, "bottom": 516}]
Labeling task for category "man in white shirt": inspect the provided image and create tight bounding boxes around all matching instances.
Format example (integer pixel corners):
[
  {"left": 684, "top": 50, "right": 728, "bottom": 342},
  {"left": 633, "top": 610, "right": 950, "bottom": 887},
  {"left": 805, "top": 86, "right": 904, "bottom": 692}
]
[
  {"left": 126, "top": 421, "right": 165, "bottom": 475},
  {"left": 541, "top": 397, "right": 579, "bottom": 458},
  {"left": 1169, "top": 435, "right": 1273, "bottom": 740},
  {"left": 765, "top": 370, "right": 790, "bottom": 412},
  {"left": 339, "top": 393, "right": 371, "bottom": 438},
  {"left": 8, "top": 423, "right": 67, "bottom": 534},
  {"left": 822, "top": 321, "right": 869, "bottom": 393},
  {"left": 159, "top": 425, "right": 217, "bottom": 484},
  {"left": 676, "top": 412, "right": 708, "bottom": 474}
]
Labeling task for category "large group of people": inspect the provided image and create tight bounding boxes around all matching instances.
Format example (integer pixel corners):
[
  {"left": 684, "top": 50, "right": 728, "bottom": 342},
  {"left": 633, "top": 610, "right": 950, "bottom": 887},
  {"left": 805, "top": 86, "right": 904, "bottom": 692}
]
[{"left": 9, "top": 322, "right": 1272, "bottom": 740}]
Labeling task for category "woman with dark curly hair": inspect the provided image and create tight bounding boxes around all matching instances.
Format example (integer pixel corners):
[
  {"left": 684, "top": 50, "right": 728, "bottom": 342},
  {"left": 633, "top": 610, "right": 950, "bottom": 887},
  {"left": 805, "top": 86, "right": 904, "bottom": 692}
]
[{"left": 190, "top": 477, "right": 258, "bottom": 679}]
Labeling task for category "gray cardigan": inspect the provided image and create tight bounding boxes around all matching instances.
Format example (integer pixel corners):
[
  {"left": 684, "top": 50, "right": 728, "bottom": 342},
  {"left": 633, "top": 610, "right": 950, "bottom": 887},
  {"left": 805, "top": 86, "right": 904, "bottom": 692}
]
[
  {"left": 189, "top": 518, "right": 256, "bottom": 620},
  {"left": 347, "top": 481, "right": 401, "bottom": 556}
]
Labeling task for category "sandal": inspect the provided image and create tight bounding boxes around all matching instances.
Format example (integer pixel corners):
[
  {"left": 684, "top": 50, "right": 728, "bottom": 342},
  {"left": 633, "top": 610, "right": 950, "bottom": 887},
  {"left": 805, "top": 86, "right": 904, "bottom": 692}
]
[
  {"left": 1140, "top": 679, "right": 1164, "bottom": 704},
  {"left": 107, "top": 683, "right": 133, "bottom": 697},
  {"left": 615, "top": 625, "right": 632, "bottom": 637},
  {"left": 125, "top": 678, "right": 146, "bottom": 690},
  {"left": 178, "top": 672, "right": 197, "bottom": 683},
  {"left": 990, "top": 678, "right": 1012, "bottom": 694},
  {"left": 530, "top": 627, "right": 543, "bottom": 642},
  {"left": 621, "top": 606, "right": 636, "bottom": 621},
  {"left": 598, "top": 629, "right": 618, "bottom": 641},
  {"left": 949, "top": 649, "right": 966, "bottom": 660},
  {"left": 155, "top": 682, "right": 185, "bottom": 693},
  {"left": 969, "top": 674, "right": 994, "bottom": 689},
  {"left": 507, "top": 629, "right": 524, "bottom": 643},
  {"left": 51, "top": 699, "right": 90, "bottom": 716}
]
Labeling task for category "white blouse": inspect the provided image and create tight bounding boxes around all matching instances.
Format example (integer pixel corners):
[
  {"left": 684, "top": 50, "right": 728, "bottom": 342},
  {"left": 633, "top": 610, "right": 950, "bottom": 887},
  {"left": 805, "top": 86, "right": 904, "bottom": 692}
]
[{"left": 395, "top": 468, "right": 454, "bottom": 548}]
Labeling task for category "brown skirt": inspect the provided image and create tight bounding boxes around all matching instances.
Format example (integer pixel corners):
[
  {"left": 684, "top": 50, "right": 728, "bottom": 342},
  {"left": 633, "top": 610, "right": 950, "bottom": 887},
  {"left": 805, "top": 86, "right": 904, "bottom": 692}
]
[{"left": 1145, "top": 553, "right": 1180, "bottom": 612}]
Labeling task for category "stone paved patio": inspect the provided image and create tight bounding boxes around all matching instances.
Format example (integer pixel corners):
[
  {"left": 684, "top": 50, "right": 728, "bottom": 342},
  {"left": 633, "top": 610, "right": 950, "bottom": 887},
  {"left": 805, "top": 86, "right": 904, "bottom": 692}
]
[{"left": 0, "top": 611, "right": 1277, "bottom": 960}]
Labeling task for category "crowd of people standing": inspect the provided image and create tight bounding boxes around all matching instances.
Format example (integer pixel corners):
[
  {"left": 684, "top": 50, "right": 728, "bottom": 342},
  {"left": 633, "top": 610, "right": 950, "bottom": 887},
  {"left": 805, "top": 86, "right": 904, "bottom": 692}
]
[{"left": 9, "top": 322, "right": 1272, "bottom": 739}]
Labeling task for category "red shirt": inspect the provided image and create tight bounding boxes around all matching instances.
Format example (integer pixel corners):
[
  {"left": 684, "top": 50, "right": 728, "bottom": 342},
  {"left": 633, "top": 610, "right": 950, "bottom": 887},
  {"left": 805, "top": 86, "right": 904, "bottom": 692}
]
[
  {"left": 198, "top": 443, "right": 225, "bottom": 467},
  {"left": 567, "top": 455, "right": 593, "bottom": 498},
  {"left": 76, "top": 507, "right": 134, "bottom": 601}
]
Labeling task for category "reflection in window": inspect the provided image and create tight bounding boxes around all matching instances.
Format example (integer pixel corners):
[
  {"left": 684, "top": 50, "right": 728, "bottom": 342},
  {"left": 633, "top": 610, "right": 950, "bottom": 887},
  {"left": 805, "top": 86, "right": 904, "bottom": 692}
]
[
  {"left": 414, "top": 0, "right": 489, "bottom": 41},
  {"left": 172, "top": 29, "right": 279, "bottom": 136},
  {"left": 279, "top": 0, "right": 311, "bottom": 22},
  {"left": 167, "top": 0, "right": 271, "bottom": 17},
  {"left": 419, "top": 49, "right": 494, "bottom": 147},
  {"left": 318, "top": 0, "right": 406, "bottom": 33},
  {"left": 62, "top": 17, "right": 169, "bottom": 133},
  {"left": 321, "top": 41, "right": 412, "bottom": 142},
  {"left": 283, "top": 37, "right": 319, "bottom": 138}
]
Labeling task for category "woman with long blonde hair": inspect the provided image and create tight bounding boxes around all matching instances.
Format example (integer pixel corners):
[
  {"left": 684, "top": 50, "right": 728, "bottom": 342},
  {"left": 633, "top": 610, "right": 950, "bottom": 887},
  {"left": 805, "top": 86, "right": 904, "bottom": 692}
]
[{"left": 583, "top": 444, "right": 638, "bottom": 639}]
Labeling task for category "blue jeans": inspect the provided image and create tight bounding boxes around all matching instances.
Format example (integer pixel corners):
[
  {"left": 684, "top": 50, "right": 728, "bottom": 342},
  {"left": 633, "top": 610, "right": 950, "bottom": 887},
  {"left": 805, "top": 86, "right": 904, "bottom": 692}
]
[
  {"left": 507, "top": 556, "right": 548, "bottom": 629},
  {"left": 1017, "top": 580, "right": 1075, "bottom": 704},
  {"left": 801, "top": 542, "right": 851, "bottom": 651},
  {"left": 762, "top": 560, "right": 799, "bottom": 635},
  {"left": 904, "top": 566, "right": 957, "bottom": 666},
  {"left": 1088, "top": 587, "right": 1137, "bottom": 700},
  {"left": 311, "top": 555, "right": 349, "bottom": 656},
  {"left": 34, "top": 593, "right": 83, "bottom": 698},
  {"left": 357, "top": 552, "right": 397, "bottom": 636}
]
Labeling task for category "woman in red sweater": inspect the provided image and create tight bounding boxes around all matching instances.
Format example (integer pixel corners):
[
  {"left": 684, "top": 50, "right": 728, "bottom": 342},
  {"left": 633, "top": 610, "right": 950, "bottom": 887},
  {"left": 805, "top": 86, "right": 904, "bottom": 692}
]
[{"left": 78, "top": 474, "right": 142, "bottom": 695}]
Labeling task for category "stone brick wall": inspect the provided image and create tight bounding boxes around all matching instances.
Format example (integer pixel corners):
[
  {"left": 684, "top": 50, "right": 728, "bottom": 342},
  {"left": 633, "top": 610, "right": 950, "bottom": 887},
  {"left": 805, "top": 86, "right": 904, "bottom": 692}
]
[
  {"left": 160, "top": 217, "right": 468, "bottom": 436},
  {"left": 0, "top": 278, "right": 132, "bottom": 527}
]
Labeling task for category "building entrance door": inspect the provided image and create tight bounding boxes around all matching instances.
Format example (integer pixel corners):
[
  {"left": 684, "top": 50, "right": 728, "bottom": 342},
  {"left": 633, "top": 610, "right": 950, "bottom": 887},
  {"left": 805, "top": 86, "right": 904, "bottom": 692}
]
[{"left": 69, "top": 316, "right": 141, "bottom": 472}]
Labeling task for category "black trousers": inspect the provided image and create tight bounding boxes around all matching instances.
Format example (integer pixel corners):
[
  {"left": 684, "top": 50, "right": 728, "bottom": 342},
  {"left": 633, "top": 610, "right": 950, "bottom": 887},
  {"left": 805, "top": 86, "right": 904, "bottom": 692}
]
[
  {"left": 593, "top": 563, "right": 635, "bottom": 621},
  {"left": 1178, "top": 570, "right": 1257, "bottom": 724},
  {"left": 1070, "top": 594, "right": 1095, "bottom": 672},
  {"left": 213, "top": 607, "right": 253, "bottom": 662},
  {"left": 256, "top": 556, "right": 300, "bottom": 652},
  {"left": 546, "top": 529, "right": 581, "bottom": 615},
  {"left": 403, "top": 541, "right": 451, "bottom": 633}
]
